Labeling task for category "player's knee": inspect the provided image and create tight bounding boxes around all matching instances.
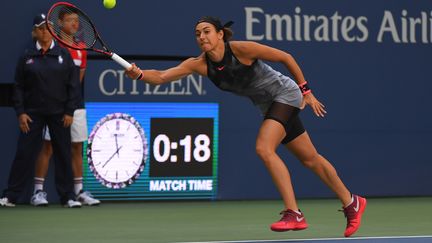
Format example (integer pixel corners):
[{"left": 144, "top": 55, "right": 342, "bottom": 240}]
[
  {"left": 255, "top": 142, "right": 275, "bottom": 162},
  {"left": 300, "top": 153, "right": 321, "bottom": 169}
]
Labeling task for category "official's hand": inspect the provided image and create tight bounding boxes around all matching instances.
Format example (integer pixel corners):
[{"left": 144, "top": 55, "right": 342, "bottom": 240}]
[
  {"left": 303, "top": 93, "right": 327, "bottom": 117},
  {"left": 18, "top": 113, "right": 32, "bottom": 133},
  {"left": 125, "top": 63, "right": 143, "bottom": 80},
  {"left": 63, "top": 114, "right": 73, "bottom": 127}
]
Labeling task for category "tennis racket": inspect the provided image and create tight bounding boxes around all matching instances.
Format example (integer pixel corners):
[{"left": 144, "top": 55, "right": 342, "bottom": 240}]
[{"left": 47, "top": 1, "right": 131, "bottom": 69}]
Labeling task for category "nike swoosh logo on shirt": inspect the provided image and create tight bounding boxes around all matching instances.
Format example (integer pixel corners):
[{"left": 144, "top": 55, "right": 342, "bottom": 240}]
[{"left": 217, "top": 66, "right": 225, "bottom": 71}]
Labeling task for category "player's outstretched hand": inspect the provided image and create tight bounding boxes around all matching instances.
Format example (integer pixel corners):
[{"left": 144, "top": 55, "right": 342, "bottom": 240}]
[
  {"left": 303, "top": 93, "right": 327, "bottom": 117},
  {"left": 125, "top": 63, "right": 143, "bottom": 80}
]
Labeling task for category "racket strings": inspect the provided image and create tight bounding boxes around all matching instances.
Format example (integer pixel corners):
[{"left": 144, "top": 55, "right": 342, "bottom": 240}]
[{"left": 47, "top": 5, "right": 97, "bottom": 50}]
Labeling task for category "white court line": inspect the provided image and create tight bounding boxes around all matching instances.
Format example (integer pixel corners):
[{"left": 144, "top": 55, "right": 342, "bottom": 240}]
[{"left": 175, "top": 235, "right": 432, "bottom": 243}]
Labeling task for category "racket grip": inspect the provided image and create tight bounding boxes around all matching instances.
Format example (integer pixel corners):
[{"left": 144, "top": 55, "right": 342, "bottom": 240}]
[{"left": 111, "top": 53, "right": 132, "bottom": 69}]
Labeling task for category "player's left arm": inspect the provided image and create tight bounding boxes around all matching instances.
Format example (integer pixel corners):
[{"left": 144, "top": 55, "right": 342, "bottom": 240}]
[
  {"left": 232, "top": 41, "right": 306, "bottom": 83},
  {"left": 233, "top": 41, "right": 326, "bottom": 117}
]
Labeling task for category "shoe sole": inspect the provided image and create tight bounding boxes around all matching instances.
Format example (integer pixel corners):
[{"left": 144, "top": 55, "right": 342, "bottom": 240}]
[
  {"left": 83, "top": 202, "right": 101, "bottom": 206},
  {"left": 83, "top": 203, "right": 100, "bottom": 207},
  {"left": 63, "top": 205, "right": 82, "bottom": 208},
  {"left": 271, "top": 224, "right": 308, "bottom": 232},
  {"left": 271, "top": 227, "right": 308, "bottom": 232},
  {"left": 344, "top": 197, "right": 367, "bottom": 237},
  {"left": 79, "top": 200, "right": 101, "bottom": 206},
  {"left": 0, "top": 204, "right": 15, "bottom": 207},
  {"left": 31, "top": 203, "right": 48, "bottom": 207}
]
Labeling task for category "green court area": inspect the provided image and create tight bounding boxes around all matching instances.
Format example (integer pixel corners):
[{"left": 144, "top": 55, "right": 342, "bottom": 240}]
[{"left": 1, "top": 197, "right": 431, "bottom": 243}]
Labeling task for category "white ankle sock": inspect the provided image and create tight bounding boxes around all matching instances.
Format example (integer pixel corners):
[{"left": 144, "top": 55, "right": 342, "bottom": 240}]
[
  {"left": 345, "top": 195, "right": 355, "bottom": 207},
  {"left": 34, "top": 177, "right": 44, "bottom": 193},
  {"left": 74, "top": 177, "right": 83, "bottom": 195}
]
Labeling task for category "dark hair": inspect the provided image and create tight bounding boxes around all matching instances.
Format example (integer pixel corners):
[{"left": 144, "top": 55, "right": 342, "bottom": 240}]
[
  {"left": 196, "top": 16, "right": 234, "bottom": 42},
  {"left": 58, "top": 6, "right": 79, "bottom": 20}
]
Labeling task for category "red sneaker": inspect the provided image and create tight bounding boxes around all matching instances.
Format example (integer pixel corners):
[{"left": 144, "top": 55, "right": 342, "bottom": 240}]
[
  {"left": 270, "top": 209, "right": 308, "bottom": 232},
  {"left": 342, "top": 194, "right": 367, "bottom": 237}
]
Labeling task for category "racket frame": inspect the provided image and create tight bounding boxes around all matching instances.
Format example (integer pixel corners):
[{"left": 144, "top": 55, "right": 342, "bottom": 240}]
[{"left": 47, "top": 2, "right": 132, "bottom": 69}]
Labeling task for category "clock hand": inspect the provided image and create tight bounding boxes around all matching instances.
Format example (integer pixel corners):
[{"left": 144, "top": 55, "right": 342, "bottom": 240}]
[
  {"left": 114, "top": 134, "right": 120, "bottom": 158},
  {"left": 102, "top": 145, "right": 123, "bottom": 168}
]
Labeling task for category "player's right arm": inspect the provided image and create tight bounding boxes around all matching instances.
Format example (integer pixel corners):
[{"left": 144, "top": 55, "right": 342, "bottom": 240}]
[{"left": 125, "top": 56, "right": 207, "bottom": 85}]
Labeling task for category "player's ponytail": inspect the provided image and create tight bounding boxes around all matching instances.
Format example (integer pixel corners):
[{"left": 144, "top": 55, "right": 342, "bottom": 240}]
[{"left": 222, "top": 21, "right": 234, "bottom": 42}]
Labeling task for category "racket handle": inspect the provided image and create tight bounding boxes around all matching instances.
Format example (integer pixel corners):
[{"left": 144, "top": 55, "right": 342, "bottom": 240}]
[{"left": 111, "top": 53, "right": 132, "bottom": 69}]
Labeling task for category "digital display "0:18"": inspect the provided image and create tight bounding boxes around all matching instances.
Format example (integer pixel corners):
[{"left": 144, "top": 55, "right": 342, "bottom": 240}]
[{"left": 150, "top": 118, "right": 214, "bottom": 177}]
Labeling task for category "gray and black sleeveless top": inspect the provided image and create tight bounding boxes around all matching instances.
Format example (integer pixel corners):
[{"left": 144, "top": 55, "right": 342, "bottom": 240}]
[{"left": 205, "top": 42, "right": 303, "bottom": 114}]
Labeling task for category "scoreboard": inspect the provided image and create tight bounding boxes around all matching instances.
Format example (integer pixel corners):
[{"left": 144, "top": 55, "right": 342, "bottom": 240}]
[{"left": 83, "top": 102, "right": 219, "bottom": 200}]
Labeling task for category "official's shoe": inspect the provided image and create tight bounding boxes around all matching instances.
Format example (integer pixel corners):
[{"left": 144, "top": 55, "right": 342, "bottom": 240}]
[
  {"left": 77, "top": 190, "right": 101, "bottom": 206},
  {"left": 30, "top": 190, "right": 49, "bottom": 206},
  {"left": 270, "top": 209, "right": 308, "bottom": 232},
  {"left": 0, "top": 197, "right": 15, "bottom": 207},
  {"left": 63, "top": 199, "right": 82, "bottom": 208},
  {"left": 342, "top": 194, "right": 367, "bottom": 237}
]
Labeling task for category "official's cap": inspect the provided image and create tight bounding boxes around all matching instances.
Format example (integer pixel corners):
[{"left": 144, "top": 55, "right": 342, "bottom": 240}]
[{"left": 33, "top": 13, "right": 52, "bottom": 27}]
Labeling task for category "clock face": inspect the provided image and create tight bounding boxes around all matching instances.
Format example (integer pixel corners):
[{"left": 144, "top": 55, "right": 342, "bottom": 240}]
[{"left": 87, "top": 113, "right": 148, "bottom": 189}]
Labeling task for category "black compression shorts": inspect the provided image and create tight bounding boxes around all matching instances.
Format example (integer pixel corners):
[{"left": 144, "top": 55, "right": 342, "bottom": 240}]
[{"left": 264, "top": 102, "right": 305, "bottom": 144}]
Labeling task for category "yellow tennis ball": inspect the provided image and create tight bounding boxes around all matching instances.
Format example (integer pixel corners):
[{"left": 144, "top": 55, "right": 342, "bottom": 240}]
[{"left": 103, "top": 0, "right": 116, "bottom": 9}]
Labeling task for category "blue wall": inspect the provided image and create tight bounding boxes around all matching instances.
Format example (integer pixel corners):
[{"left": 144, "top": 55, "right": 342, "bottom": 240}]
[{"left": 1, "top": 0, "right": 431, "bottom": 202}]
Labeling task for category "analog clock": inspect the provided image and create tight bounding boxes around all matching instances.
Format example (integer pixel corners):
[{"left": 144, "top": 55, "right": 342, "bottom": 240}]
[{"left": 87, "top": 113, "right": 148, "bottom": 189}]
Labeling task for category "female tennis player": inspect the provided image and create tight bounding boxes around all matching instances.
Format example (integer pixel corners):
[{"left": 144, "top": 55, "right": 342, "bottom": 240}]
[{"left": 125, "top": 16, "right": 366, "bottom": 237}]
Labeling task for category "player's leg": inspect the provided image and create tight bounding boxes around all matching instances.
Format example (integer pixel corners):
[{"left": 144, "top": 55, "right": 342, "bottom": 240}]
[
  {"left": 72, "top": 141, "right": 100, "bottom": 206},
  {"left": 285, "top": 131, "right": 366, "bottom": 237},
  {"left": 71, "top": 141, "right": 83, "bottom": 193},
  {"left": 256, "top": 119, "right": 297, "bottom": 210},
  {"left": 32, "top": 131, "right": 52, "bottom": 206},
  {"left": 285, "top": 132, "right": 351, "bottom": 204},
  {"left": 71, "top": 109, "right": 100, "bottom": 205},
  {"left": 34, "top": 140, "right": 52, "bottom": 180},
  {"left": 256, "top": 102, "right": 308, "bottom": 231}
]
